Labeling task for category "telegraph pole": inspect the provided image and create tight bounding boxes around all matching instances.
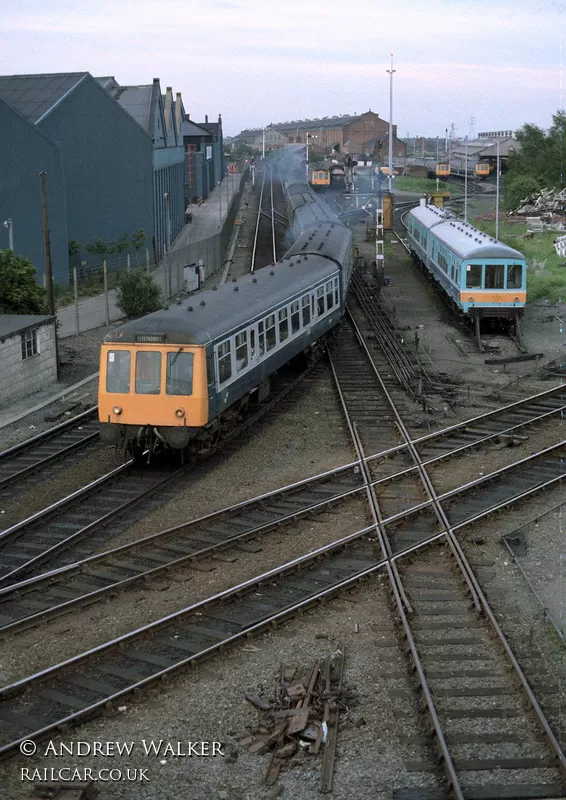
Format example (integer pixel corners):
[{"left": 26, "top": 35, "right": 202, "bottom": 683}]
[
  {"left": 386, "top": 53, "right": 396, "bottom": 193},
  {"left": 39, "top": 172, "right": 55, "bottom": 316}
]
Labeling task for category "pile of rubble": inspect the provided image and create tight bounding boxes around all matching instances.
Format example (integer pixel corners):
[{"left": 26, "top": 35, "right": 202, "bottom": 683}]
[
  {"left": 508, "top": 187, "right": 566, "bottom": 218},
  {"left": 240, "top": 650, "right": 351, "bottom": 792}
]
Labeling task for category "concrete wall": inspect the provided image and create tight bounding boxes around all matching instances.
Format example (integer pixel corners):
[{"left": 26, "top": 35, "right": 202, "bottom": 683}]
[
  {"left": 0, "top": 321, "right": 57, "bottom": 407},
  {"left": 37, "top": 75, "right": 154, "bottom": 270},
  {"left": 0, "top": 99, "right": 69, "bottom": 284}
]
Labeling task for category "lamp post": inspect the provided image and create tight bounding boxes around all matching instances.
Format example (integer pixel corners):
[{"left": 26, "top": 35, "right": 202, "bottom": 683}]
[
  {"left": 262, "top": 128, "right": 265, "bottom": 160},
  {"left": 386, "top": 53, "right": 396, "bottom": 193},
  {"left": 2, "top": 218, "right": 13, "bottom": 251},
  {"left": 464, "top": 136, "right": 468, "bottom": 222}
]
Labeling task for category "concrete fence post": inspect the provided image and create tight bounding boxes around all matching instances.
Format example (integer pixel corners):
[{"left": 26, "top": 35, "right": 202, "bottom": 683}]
[
  {"left": 127, "top": 253, "right": 131, "bottom": 272},
  {"left": 103, "top": 259, "right": 110, "bottom": 326},
  {"left": 73, "top": 267, "right": 79, "bottom": 336},
  {"left": 146, "top": 248, "right": 150, "bottom": 274}
]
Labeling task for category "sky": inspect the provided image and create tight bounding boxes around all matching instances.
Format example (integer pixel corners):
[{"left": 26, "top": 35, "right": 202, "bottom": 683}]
[{"left": 2, "top": 0, "right": 565, "bottom": 139}]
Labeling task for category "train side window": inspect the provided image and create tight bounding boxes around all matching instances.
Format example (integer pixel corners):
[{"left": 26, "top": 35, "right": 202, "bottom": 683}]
[
  {"left": 334, "top": 277, "right": 339, "bottom": 306},
  {"left": 250, "top": 329, "right": 257, "bottom": 357},
  {"left": 279, "top": 308, "right": 289, "bottom": 342},
  {"left": 218, "top": 340, "right": 232, "bottom": 384},
  {"left": 166, "top": 352, "right": 194, "bottom": 395},
  {"left": 317, "top": 286, "right": 325, "bottom": 315},
  {"left": 302, "top": 295, "right": 311, "bottom": 326},
  {"left": 235, "top": 331, "right": 248, "bottom": 371},
  {"left": 465, "top": 264, "right": 482, "bottom": 289},
  {"left": 326, "top": 281, "right": 334, "bottom": 309},
  {"left": 135, "top": 351, "right": 161, "bottom": 394},
  {"left": 258, "top": 321, "right": 266, "bottom": 356},
  {"left": 106, "top": 350, "right": 131, "bottom": 393},
  {"left": 485, "top": 264, "right": 504, "bottom": 289},
  {"left": 507, "top": 264, "right": 523, "bottom": 289},
  {"left": 266, "top": 314, "right": 276, "bottom": 351},
  {"left": 291, "top": 301, "right": 300, "bottom": 333}
]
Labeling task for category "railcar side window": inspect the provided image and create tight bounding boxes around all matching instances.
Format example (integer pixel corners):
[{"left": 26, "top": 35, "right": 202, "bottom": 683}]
[
  {"left": 106, "top": 350, "right": 131, "bottom": 393},
  {"left": 135, "top": 351, "right": 161, "bottom": 395},
  {"left": 317, "top": 286, "right": 325, "bottom": 315},
  {"left": 326, "top": 281, "right": 334, "bottom": 309},
  {"left": 302, "top": 295, "right": 311, "bottom": 326},
  {"left": 438, "top": 253, "right": 448, "bottom": 273},
  {"left": 334, "top": 278, "right": 339, "bottom": 306},
  {"left": 485, "top": 264, "right": 505, "bottom": 289},
  {"left": 291, "top": 301, "right": 300, "bottom": 333},
  {"left": 279, "top": 308, "right": 289, "bottom": 342},
  {"left": 218, "top": 341, "right": 232, "bottom": 383},
  {"left": 258, "top": 321, "right": 266, "bottom": 356},
  {"left": 235, "top": 332, "right": 248, "bottom": 371},
  {"left": 166, "top": 352, "right": 194, "bottom": 395},
  {"left": 507, "top": 264, "right": 523, "bottom": 289},
  {"left": 465, "top": 265, "right": 482, "bottom": 289},
  {"left": 266, "top": 314, "right": 276, "bottom": 351}
]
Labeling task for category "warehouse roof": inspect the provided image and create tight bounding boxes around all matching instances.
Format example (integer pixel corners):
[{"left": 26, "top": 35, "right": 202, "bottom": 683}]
[
  {"left": 0, "top": 73, "right": 87, "bottom": 123},
  {"left": 236, "top": 111, "right": 386, "bottom": 139},
  {"left": 183, "top": 119, "right": 211, "bottom": 137}
]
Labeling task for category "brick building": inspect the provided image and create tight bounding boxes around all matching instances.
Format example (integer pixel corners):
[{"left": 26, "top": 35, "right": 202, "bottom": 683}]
[
  {"left": 234, "top": 111, "right": 406, "bottom": 159},
  {"left": 0, "top": 315, "right": 57, "bottom": 407}
]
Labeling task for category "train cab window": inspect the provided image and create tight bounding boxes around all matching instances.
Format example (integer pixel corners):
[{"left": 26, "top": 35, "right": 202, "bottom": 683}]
[
  {"left": 485, "top": 264, "right": 505, "bottom": 289},
  {"left": 166, "top": 352, "right": 194, "bottom": 395},
  {"left": 106, "top": 350, "right": 131, "bottom": 393},
  {"left": 326, "top": 281, "right": 334, "bottom": 310},
  {"left": 258, "top": 321, "right": 266, "bottom": 356},
  {"left": 302, "top": 295, "right": 311, "bottom": 326},
  {"left": 317, "top": 286, "right": 325, "bottom": 315},
  {"left": 279, "top": 308, "right": 289, "bottom": 342},
  {"left": 266, "top": 314, "right": 276, "bottom": 351},
  {"left": 135, "top": 351, "right": 161, "bottom": 395},
  {"left": 235, "top": 332, "right": 248, "bottom": 371},
  {"left": 291, "top": 301, "right": 300, "bottom": 334},
  {"left": 218, "top": 340, "right": 232, "bottom": 384},
  {"left": 507, "top": 264, "right": 523, "bottom": 289},
  {"left": 465, "top": 265, "right": 482, "bottom": 289}
]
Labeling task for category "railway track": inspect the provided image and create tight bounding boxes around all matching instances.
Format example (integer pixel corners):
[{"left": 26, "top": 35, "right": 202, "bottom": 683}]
[
  {"left": 0, "top": 364, "right": 316, "bottom": 589},
  {"left": 0, "top": 435, "right": 564, "bottom": 637},
  {"left": 250, "top": 163, "right": 287, "bottom": 272},
  {"left": 0, "top": 407, "right": 99, "bottom": 497}
]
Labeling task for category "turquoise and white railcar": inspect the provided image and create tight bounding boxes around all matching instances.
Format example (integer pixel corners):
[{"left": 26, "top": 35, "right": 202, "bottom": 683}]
[{"left": 406, "top": 204, "right": 527, "bottom": 340}]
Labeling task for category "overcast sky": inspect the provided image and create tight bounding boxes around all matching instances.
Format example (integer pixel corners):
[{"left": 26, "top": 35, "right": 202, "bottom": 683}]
[{"left": 2, "top": 0, "right": 564, "bottom": 139}]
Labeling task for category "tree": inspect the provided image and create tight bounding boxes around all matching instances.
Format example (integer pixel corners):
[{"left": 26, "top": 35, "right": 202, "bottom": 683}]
[
  {"left": 505, "top": 110, "right": 566, "bottom": 206},
  {"left": 231, "top": 142, "right": 254, "bottom": 161},
  {"left": 86, "top": 238, "right": 108, "bottom": 261},
  {"left": 109, "top": 233, "right": 130, "bottom": 268},
  {"left": 0, "top": 250, "right": 47, "bottom": 314},
  {"left": 115, "top": 268, "right": 162, "bottom": 319},
  {"left": 503, "top": 174, "right": 542, "bottom": 210},
  {"left": 132, "top": 229, "right": 147, "bottom": 264}
]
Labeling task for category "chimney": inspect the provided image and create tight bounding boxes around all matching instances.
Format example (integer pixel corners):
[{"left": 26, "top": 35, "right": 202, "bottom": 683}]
[
  {"left": 184, "top": 113, "right": 190, "bottom": 120},
  {"left": 205, "top": 114, "right": 208, "bottom": 123}
]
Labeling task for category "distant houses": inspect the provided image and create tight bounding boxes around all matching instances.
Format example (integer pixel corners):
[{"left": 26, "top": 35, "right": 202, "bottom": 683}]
[{"left": 0, "top": 72, "right": 224, "bottom": 284}]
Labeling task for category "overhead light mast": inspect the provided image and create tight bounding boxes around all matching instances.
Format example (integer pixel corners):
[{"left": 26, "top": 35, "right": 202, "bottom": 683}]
[{"left": 386, "top": 53, "right": 396, "bottom": 194}]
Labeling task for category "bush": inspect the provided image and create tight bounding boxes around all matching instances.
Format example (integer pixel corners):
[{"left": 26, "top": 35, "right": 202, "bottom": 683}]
[
  {"left": 0, "top": 249, "right": 47, "bottom": 314},
  {"left": 503, "top": 174, "right": 542, "bottom": 210},
  {"left": 115, "top": 268, "right": 162, "bottom": 319}
]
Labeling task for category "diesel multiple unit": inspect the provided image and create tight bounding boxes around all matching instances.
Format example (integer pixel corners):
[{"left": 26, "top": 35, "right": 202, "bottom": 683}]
[{"left": 98, "top": 180, "right": 354, "bottom": 459}]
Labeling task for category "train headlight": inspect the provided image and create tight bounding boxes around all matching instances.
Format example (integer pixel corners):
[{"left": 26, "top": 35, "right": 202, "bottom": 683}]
[
  {"left": 514, "top": 297, "right": 520, "bottom": 303},
  {"left": 112, "top": 406, "right": 122, "bottom": 415},
  {"left": 175, "top": 407, "right": 185, "bottom": 418},
  {"left": 468, "top": 297, "right": 474, "bottom": 303}
]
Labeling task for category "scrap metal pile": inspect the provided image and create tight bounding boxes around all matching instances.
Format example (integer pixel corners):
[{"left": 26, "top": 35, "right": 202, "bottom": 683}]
[
  {"left": 241, "top": 649, "right": 350, "bottom": 793},
  {"left": 508, "top": 187, "right": 566, "bottom": 217}
]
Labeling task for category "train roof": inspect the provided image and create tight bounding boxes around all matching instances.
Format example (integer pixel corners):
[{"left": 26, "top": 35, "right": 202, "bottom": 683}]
[
  {"left": 104, "top": 257, "right": 339, "bottom": 346},
  {"left": 408, "top": 205, "right": 525, "bottom": 261},
  {"left": 285, "top": 220, "right": 352, "bottom": 264}
]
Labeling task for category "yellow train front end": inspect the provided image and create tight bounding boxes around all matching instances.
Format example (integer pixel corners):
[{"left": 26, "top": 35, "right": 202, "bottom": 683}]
[{"left": 98, "top": 340, "right": 209, "bottom": 456}]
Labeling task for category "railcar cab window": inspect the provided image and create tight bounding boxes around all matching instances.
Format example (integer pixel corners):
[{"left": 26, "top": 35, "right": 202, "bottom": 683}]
[
  {"left": 218, "top": 340, "right": 232, "bottom": 383},
  {"left": 466, "top": 264, "right": 482, "bottom": 289},
  {"left": 484, "top": 264, "right": 505, "bottom": 289},
  {"left": 166, "top": 351, "right": 194, "bottom": 395},
  {"left": 507, "top": 264, "right": 523, "bottom": 289},
  {"left": 136, "top": 351, "right": 161, "bottom": 395},
  {"left": 106, "top": 350, "right": 131, "bottom": 393}
]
